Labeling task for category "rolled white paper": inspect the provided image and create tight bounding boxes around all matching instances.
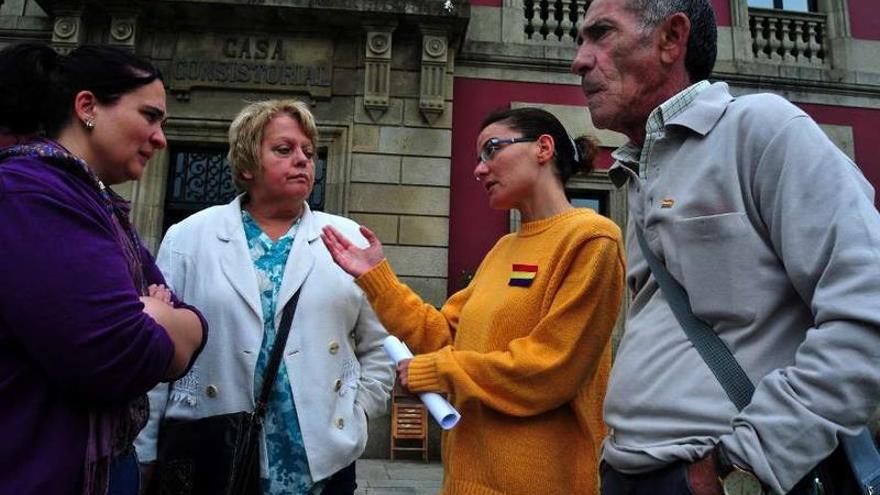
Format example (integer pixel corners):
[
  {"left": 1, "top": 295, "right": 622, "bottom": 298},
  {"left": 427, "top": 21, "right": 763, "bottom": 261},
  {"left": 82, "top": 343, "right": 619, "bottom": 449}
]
[{"left": 383, "top": 336, "right": 461, "bottom": 430}]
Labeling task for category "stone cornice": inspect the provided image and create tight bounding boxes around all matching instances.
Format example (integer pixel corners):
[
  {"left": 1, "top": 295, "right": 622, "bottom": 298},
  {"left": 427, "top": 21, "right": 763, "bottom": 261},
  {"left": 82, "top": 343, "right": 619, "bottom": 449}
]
[
  {"left": 32, "top": 0, "right": 470, "bottom": 39},
  {"left": 457, "top": 39, "right": 880, "bottom": 107}
]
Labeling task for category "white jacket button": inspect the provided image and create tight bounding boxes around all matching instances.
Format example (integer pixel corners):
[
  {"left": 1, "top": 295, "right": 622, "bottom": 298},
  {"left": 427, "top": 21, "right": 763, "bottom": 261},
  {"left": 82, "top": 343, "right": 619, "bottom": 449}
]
[
  {"left": 334, "top": 379, "right": 343, "bottom": 392},
  {"left": 206, "top": 385, "right": 219, "bottom": 398},
  {"left": 336, "top": 417, "right": 345, "bottom": 429},
  {"left": 328, "top": 341, "right": 340, "bottom": 355}
]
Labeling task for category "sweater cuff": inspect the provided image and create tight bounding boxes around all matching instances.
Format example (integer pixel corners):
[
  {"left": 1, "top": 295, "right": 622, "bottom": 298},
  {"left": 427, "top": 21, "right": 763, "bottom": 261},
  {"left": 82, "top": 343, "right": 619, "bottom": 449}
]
[
  {"left": 407, "top": 353, "right": 445, "bottom": 393},
  {"left": 355, "top": 259, "right": 399, "bottom": 299}
]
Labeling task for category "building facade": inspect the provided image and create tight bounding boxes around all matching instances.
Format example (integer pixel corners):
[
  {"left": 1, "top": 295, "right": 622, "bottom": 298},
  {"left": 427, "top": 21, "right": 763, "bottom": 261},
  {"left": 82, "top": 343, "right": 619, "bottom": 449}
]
[{"left": 3, "top": 0, "right": 878, "bottom": 459}]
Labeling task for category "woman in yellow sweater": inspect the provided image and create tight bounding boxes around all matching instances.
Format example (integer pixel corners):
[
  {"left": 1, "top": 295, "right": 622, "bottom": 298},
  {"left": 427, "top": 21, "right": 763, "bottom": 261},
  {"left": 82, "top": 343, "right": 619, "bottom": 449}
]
[{"left": 321, "top": 108, "right": 625, "bottom": 495}]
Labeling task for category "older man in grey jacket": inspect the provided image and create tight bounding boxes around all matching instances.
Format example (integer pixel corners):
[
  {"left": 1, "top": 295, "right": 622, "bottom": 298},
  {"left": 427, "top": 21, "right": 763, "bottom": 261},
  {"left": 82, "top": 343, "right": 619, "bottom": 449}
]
[{"left": 571, "top": 1, "right": 880, "bottom": 494}]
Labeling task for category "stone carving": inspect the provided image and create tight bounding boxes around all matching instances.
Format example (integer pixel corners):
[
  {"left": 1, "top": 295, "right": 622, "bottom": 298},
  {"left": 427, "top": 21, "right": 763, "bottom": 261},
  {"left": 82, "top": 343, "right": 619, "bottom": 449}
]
[
  {"left": 364, "top": 28, "right": 394, "bottom": 122},
  {"left": 419, "top": 32, "right": 448, "bottom": 125},
  {"left": 425, "top": 37, "right": 446, "bottom": 58},
  {"left": 369, "top": 32, "right": 391, "bottom": 56},
  {"left": 54, "top": 18, "right": 78, "bottom": 40},
  {"left": 52, "top": 14, "right": 83, "bottom": 54},
  {"left": 109, "top": 15, "right": 138, "bottom": 48}
]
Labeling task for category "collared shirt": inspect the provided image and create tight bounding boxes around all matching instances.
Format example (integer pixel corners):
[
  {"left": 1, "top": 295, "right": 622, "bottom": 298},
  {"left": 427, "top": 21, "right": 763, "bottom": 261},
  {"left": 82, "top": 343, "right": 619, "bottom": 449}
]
[
  {"left": 610, "top": 80, "right": 711, "bottom": 184},
  {"left": 242, "top": 210, "right": 324, "bottom": 495}
]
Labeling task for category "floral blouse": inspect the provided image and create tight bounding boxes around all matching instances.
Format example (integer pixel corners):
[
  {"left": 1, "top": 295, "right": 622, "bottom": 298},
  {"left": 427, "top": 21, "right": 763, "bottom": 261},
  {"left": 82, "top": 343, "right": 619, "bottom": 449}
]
[{"left": 242, "top": 210, "right": 324, "bottom": 495}]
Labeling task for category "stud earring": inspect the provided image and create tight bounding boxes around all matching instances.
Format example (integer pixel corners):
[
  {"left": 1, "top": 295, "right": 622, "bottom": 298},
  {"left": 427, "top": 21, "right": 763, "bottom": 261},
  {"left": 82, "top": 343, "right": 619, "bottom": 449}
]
[{"left": 84, "top": 117, "right": 95, "bottom": 130}]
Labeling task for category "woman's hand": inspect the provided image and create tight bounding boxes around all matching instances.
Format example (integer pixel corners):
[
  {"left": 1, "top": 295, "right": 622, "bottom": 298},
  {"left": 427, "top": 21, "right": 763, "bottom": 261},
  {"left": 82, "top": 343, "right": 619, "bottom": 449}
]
[
  {"left": 147, "top": 284, "right": 172, "bottom": 305},
  {"left": 321, "top": 225, "right": 385, "bottom": 278},
  {"left": 139, "top": 284, "right": 204, "bottom": 378},
  {"left": 397, "top": 358, "right": 411, "bottom": 390},
  {"left": 140, "top": 284, "right": 173, "bottom": 321}
]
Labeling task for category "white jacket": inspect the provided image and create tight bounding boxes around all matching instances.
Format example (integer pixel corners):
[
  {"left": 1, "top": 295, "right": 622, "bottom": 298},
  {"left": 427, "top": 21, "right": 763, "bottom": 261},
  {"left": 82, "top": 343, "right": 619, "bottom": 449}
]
[{"left": 135, "top": 196, "right": 394, "bottom": 481}]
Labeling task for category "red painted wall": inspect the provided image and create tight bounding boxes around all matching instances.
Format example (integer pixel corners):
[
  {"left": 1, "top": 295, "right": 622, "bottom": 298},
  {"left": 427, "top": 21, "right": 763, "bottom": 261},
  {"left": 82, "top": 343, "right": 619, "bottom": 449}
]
[
  {"left": 797, "top": 102, "right": 880, "bottom": 205},
  {"left": 712, "top": 0, "right": 732, "bottom": 26},
  {"left": 849, "top": 0, "right": 880, "bottom": 40},
  {"left": 448, "top": 78, "right": 880, "bottom": 295}
]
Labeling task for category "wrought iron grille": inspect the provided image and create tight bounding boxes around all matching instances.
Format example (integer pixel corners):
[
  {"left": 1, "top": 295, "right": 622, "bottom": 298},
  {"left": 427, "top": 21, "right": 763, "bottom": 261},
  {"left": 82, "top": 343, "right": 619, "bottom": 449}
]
[
  {"left": 163, "top": 146, "right": 328, "bottom": 232},
  {"left": 166, "top": 147, "right": 237, "bottom": 209}
]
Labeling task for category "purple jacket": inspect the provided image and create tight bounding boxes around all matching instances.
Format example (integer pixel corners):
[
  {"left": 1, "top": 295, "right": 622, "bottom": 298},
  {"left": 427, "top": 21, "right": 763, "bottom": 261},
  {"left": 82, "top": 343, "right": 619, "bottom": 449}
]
[{"left": 0, "top": 155, "right": 207, "bottom": 494}]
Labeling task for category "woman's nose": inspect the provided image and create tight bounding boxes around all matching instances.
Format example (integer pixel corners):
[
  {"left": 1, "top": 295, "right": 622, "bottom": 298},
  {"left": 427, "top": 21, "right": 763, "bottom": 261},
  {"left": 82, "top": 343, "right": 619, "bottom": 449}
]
[
  {"left": 151, "top": 128, "right": 167, "bottom": 149},
  {"left": 474, "top": 161, "right": 488, "bottom": 181},
  {"left": 292, "top": 147, "right": 310, "bottom": 166}
]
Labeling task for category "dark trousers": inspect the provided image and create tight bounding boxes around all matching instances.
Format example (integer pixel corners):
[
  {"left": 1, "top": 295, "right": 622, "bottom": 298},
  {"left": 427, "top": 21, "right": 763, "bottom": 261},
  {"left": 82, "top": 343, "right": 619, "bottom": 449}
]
[
  {"left": 600, "top": 461, "right": 822, "bottom": 495},
  {"left": 322, "top": 461, "right": 357, "bottom": 495},
  {"left": 600, "top": 461, "right": 695, "bottom": 495},
  {"left": 107, "top": 451, "right": 140, "bottom": 495}
]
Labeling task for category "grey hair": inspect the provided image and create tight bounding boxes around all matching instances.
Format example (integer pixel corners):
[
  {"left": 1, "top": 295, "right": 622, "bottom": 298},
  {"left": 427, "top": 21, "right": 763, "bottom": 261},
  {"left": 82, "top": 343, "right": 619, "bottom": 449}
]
[{"left": 624, "top": 0, "right": 717, "bottom": 82}]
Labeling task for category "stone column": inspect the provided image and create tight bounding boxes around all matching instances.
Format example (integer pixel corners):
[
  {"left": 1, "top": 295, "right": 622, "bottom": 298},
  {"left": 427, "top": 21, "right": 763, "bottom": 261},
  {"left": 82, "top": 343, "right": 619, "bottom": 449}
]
[
  {"left": 418, "top": 29, "right": 448, "bottom": 125},
  {"left": 128, "top": 149, "right": 171, "bottom": 254},
  {"left": 363, "top": 26, "right": 396, "bottom": 122}
]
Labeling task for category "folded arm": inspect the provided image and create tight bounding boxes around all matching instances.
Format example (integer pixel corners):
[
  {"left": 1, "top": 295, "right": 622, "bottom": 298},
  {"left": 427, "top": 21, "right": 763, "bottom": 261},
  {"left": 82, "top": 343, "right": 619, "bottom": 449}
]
[{"left": 0, "top": 191, "right": 178, "bottom": 403}]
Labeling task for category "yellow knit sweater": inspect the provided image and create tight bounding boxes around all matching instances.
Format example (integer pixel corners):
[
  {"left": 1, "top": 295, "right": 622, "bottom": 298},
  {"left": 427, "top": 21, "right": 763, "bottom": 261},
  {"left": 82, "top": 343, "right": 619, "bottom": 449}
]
[{"left": 356, "top": 209, "right": 625, "bottom": 495}]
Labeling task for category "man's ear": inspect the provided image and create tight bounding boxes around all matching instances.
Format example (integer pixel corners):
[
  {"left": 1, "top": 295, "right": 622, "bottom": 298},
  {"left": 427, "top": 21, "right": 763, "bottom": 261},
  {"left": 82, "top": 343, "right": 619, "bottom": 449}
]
[
  {"left": 658, "top": 12, "right": 691, "bottom": 66},
  {"left": 72, "top": 90, "right": 98, "bottom": 124}
]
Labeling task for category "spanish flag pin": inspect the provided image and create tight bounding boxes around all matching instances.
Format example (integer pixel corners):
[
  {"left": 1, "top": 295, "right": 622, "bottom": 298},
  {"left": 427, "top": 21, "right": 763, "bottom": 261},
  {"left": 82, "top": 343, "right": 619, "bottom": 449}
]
[
  {"left": 509, "top": 264, "right": 538, "bottom": 287},
  {"left": 660, "top": 198, "right": 675, "bottom": 208}
]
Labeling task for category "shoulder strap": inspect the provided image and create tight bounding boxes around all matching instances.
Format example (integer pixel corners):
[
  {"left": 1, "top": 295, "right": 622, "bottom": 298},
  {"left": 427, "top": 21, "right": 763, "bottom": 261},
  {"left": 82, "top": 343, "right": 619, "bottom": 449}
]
[
  {"left": 253, "top": 288, "right": 301, "bottom": 420},
  {"left": 633, "top": 224, "right": 754, "bottom": 410}
]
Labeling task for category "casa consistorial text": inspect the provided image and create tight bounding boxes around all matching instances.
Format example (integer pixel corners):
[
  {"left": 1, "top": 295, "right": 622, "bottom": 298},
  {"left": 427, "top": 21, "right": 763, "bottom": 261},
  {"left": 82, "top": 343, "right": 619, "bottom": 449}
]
[{"left": 169, "top": 35, "right": 333, "bottom": 97}]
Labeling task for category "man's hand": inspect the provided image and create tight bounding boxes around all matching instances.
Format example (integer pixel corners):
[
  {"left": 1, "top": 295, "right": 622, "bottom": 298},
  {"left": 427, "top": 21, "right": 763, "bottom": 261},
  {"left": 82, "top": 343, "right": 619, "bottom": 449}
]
[
  {"left": 687, "top": 454, "right": 723, "bottom": 495},
  {"left": 321, "top": 225, "right": 385, "bottom": 278}
]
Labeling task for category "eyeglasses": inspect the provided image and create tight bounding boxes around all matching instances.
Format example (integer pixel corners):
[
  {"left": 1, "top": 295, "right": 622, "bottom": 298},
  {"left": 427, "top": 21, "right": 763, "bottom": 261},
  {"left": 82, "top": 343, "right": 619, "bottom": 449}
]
[{"left": 477, "top": 136, "right": 537, "bottom": 163}]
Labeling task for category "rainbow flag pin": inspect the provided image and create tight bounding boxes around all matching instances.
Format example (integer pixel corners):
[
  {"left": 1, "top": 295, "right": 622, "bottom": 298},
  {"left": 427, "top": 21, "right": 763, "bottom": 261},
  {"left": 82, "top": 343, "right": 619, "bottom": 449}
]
[{"left": 509, "top": 264, "right": 538, "bottom": 287}]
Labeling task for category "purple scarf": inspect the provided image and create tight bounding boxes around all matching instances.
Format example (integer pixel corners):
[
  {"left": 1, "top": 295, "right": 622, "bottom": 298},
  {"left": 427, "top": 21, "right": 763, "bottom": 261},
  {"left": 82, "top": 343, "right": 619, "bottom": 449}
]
[{"left": 0, "top": 139, "right": 149, "bottom": 495}]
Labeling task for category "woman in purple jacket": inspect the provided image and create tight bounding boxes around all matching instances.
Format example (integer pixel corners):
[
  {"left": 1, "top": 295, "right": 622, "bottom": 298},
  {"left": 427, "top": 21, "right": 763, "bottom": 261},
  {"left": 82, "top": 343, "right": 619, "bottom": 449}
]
[{"left": 0, "top": 43, "right": 208, "bottom": 495}]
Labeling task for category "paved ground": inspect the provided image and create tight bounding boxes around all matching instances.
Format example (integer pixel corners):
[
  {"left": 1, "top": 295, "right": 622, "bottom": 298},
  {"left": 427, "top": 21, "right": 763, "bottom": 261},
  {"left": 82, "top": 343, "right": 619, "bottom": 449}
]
[{"left": 355, "top": 459, "right": 443, "bottom": 495}]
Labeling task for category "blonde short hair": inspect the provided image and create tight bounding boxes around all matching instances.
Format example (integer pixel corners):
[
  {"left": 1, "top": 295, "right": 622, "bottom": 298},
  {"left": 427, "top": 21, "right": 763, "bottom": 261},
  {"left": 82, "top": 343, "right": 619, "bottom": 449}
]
[{"left": 227, "top": 99, "right": 318, "bottom": 191}]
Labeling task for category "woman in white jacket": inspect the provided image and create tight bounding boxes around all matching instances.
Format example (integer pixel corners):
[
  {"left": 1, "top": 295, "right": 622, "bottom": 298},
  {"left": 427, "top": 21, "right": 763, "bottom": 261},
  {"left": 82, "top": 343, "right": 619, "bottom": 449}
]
[{"left": 136, "top": 99, "right": 394, "bottom": 495}]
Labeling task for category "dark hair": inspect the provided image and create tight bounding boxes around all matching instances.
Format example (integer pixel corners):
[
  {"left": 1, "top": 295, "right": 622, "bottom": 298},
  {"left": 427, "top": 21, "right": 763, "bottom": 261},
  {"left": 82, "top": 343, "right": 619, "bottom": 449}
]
[
  {"left": 0, "top": 43, "right": 57, "bottom": 135},
  {"left": 626, "top": 0, "right": 717, "bottom": 82},
  {"left": 0, "top": 43, "right": 163, "bottom": 137},
  {"left": 479, "top": 107, "right": 597, "bottom": 184}
]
